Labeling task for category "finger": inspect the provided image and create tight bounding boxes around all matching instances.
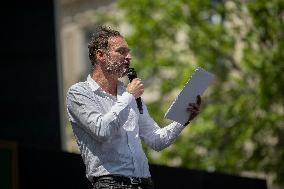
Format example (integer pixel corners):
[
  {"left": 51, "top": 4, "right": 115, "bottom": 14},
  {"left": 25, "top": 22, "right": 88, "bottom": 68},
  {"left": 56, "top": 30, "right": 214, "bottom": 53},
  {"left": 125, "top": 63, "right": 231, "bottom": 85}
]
[
  {"left": 190, "top": 109, "right": 199, "bottom": 114},
  {"left": 188, "top": 103, "right": 199, "bottom": 109},
  {"left": 187, "top": 107, "right": 198, "bottom": 111},
  {"left": 197, "top": 95, "right": 201, "bottom": 106},
  {"left": 133, "top": 78, "right": 142, "bottom": 83},
  {"left": 191, "top": 109, "right": 200, "bottom": 116},
  {"left": 189, "top": 102, "right": 200, "bottom": 106},
  {"left": 188, "top": 104, "right": 199, "bottom": 110},
  {"left": 187, "top": 108, "right": 199, "bottom": 115}
]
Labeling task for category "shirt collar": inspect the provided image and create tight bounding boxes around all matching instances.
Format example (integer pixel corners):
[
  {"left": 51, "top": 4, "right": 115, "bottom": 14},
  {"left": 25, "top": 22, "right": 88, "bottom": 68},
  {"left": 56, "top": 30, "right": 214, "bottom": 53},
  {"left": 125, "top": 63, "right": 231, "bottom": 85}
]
[
  {"left": 86, "top": 74, "right": 125, "bottom": 93},
  {"left": 87, "top": 74, "right": 100, "bottom": 91}
]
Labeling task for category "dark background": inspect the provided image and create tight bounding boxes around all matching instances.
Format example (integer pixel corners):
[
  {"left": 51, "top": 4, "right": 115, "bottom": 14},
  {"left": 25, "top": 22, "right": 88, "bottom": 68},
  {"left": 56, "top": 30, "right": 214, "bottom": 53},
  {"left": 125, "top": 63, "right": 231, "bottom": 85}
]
[{"left": 0, "top": 0, "right": 61, "bottom": 150}]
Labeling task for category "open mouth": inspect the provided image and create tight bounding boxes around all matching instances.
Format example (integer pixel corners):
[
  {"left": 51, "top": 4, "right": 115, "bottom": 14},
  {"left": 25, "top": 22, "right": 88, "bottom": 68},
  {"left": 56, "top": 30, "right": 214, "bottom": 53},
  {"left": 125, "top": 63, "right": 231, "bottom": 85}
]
[
  {"left": 121, "top": 63, "right": 130, "bottom": 76},
  {"left": 122, "top": 61, "right": 130, "bottom": 71},
  {"left": 124, "top": 60, "right": 130, "bottom": 67}
]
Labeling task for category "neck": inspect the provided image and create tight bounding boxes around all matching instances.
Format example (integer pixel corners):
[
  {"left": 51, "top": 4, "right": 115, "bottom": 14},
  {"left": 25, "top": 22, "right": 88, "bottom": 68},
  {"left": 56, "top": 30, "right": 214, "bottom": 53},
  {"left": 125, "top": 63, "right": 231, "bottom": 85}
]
[{"left": 91, "top": 66, "right": 118, "bottom": 96}]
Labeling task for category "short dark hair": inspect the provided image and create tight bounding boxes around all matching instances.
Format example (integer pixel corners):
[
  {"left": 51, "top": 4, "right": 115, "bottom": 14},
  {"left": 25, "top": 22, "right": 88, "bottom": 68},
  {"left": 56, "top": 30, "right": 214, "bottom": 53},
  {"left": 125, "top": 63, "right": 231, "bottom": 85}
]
[{"left": 88, "top": 26, "right": 121, "bottom": 66}]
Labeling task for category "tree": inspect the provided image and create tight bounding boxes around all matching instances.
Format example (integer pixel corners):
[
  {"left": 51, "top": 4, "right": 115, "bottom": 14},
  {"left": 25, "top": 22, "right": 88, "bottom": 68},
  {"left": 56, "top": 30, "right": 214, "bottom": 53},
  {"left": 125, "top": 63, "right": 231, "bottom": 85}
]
[{"left": 93, "top": 0, "right": 284, "bottom": 186}]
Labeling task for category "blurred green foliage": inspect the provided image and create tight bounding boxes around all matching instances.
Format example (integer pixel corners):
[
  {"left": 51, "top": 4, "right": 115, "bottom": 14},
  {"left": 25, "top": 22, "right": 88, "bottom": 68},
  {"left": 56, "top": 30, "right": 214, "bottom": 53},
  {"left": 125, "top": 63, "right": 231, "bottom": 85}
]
[{"left": 95, "top": 0, "right": 284, "bottom": 185}]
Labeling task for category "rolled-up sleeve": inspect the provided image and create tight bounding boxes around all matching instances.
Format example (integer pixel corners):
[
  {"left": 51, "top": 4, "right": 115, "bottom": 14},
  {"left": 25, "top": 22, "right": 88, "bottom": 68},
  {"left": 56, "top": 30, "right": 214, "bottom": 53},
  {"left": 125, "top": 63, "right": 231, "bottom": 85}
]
[
  {"left": 138, "top": 101, "right": 186, "bottom": 151},
  {"left": 66, "top": 84, "right": 135, "bottom": 142}
]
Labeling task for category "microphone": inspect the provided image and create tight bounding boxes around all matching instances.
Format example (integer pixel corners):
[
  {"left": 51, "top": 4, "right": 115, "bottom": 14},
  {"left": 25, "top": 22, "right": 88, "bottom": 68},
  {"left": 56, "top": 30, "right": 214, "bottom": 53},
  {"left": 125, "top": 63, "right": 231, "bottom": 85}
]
[{"left": 127, "top": 68, "right": 143, "bottom": 114}]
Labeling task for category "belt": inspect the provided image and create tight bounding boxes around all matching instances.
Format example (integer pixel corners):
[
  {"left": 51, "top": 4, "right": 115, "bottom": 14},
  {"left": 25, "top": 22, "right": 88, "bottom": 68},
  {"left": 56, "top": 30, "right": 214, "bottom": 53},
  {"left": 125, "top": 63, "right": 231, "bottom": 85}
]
[{"left": 93, "top": 175, "right": 153, "bottom": 186}]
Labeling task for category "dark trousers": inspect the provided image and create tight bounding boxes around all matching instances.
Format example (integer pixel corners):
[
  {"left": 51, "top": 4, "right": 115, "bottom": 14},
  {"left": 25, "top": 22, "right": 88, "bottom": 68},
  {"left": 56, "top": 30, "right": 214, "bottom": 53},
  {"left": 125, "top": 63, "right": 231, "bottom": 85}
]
[{"left": 93, "top": 176, "right": 154, "bottom": 189}]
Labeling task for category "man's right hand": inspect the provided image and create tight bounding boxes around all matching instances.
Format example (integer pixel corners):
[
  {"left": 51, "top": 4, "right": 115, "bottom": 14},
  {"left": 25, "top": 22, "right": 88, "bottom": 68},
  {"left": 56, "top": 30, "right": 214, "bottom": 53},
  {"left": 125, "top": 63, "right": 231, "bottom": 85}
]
[{"left": 126, "top": 78, "right": 144, "bottom": 98}]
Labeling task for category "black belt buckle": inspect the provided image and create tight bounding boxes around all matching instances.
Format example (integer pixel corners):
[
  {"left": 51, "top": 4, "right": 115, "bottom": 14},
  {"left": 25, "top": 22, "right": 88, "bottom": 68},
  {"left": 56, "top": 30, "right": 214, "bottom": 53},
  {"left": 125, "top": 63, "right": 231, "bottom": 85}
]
[{"left": 130, "top": 177, "right": 141, "bottom": 185}]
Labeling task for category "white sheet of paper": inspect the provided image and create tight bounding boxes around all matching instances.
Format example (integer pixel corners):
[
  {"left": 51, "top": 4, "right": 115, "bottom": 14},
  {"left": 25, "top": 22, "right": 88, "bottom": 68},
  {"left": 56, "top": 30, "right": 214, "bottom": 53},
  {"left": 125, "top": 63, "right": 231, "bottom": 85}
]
[{"left": 165, "top": 67, "right": 214, "bottom": 125}]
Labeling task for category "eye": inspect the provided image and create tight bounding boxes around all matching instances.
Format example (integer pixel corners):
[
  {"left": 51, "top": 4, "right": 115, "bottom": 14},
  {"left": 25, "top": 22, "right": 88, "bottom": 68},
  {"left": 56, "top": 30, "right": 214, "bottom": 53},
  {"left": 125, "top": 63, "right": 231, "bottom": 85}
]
[{"left": 117, "top": 48, "right": 130, "bottom": 56}]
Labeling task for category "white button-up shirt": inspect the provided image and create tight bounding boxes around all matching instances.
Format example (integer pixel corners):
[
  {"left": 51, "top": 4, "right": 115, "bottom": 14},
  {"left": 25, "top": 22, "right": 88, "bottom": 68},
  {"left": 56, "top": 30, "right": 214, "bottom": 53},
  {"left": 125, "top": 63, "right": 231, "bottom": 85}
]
[{"left": 66, "top": 75, "right": 185, "bottom": 181}]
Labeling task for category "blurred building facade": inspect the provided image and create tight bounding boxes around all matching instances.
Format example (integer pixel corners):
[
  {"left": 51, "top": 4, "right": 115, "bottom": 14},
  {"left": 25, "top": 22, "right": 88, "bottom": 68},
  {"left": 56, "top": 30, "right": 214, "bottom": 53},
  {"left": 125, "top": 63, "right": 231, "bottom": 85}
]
[{"left": 59, "top": 0, "right": 115, "bottom": 152}]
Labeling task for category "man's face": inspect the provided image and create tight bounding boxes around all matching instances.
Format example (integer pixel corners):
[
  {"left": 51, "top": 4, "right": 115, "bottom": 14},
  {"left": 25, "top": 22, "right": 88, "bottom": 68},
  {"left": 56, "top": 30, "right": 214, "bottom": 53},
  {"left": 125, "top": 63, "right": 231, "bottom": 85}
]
[{"left": 104, "top": 36, "right": 131, "bottom": 78}]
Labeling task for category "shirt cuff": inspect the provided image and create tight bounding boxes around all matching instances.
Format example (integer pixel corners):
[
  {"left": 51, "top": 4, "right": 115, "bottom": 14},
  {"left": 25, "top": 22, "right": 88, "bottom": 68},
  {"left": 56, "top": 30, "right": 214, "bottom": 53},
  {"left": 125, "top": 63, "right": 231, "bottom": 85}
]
[
  {"left": 111, "top": 92, "right": 135, "bottom": 115},
  {"left": 174, "top": 122, "right": 187, "bottom": 130},
  {"left": 121, "top": 91, "right": 136, "bottom": 104},
  {"left": 104, "top": 92, "right": 135, "bottom": 126}
]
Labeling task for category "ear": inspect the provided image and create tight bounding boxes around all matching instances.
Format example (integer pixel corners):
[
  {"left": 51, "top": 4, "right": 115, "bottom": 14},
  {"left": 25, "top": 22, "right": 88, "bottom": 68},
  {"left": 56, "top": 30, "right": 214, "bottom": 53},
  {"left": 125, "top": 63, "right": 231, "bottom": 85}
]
[{"left": 96, "top": 49, "right": 105, "bottom": 62}]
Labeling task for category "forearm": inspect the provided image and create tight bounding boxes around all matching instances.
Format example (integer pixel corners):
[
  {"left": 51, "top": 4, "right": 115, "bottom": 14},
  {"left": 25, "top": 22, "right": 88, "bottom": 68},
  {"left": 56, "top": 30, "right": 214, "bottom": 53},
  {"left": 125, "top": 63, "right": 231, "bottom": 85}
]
[
  {"left": 139, "top": 116, "right": 185, "bottom": 151},
  {"left": 149, "top": 122, "right": 185, "bottom": 151}
]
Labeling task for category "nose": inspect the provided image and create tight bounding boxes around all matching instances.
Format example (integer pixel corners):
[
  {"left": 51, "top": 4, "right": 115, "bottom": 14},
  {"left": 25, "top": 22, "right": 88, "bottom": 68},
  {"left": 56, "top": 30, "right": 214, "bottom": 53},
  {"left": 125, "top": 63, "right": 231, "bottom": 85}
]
[{"left": 125, "top": 52, "right": 132, "bottom": 61}]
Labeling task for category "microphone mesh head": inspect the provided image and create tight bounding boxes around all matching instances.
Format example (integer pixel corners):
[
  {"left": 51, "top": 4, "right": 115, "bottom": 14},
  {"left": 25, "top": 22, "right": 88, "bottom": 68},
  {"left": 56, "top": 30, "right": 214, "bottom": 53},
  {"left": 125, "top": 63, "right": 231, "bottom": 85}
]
[{"left": 127, "top": 68, "right": 137, "bottom": 81}]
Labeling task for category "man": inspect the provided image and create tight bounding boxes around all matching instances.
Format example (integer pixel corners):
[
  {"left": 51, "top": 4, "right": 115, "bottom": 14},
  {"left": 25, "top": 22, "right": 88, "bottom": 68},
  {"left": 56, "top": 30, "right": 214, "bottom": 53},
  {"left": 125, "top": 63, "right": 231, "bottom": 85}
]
[{"left": 66, "top": 26, "right": 201, "bottom": 189}]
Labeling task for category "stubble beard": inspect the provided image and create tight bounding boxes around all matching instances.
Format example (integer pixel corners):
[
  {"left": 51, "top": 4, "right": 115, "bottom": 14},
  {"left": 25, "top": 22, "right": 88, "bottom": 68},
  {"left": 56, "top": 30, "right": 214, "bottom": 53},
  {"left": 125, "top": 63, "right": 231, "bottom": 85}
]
[{"left": 105, "top": 59, "right": 129, "bottom": 78}]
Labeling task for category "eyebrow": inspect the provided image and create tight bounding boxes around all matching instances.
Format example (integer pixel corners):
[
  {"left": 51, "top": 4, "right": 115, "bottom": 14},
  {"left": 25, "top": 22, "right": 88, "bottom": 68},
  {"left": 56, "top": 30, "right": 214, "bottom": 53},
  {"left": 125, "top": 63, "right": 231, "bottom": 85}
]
[{"left": 116, "top": 47, "right": 130, "bottom": 52}]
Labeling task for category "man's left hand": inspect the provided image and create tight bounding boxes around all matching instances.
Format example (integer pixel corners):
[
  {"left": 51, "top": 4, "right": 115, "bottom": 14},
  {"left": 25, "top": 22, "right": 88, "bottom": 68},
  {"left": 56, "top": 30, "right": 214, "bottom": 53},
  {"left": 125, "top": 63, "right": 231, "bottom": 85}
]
[{"left": 184, "top": 95, "right": 202, "bottom": 126}]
